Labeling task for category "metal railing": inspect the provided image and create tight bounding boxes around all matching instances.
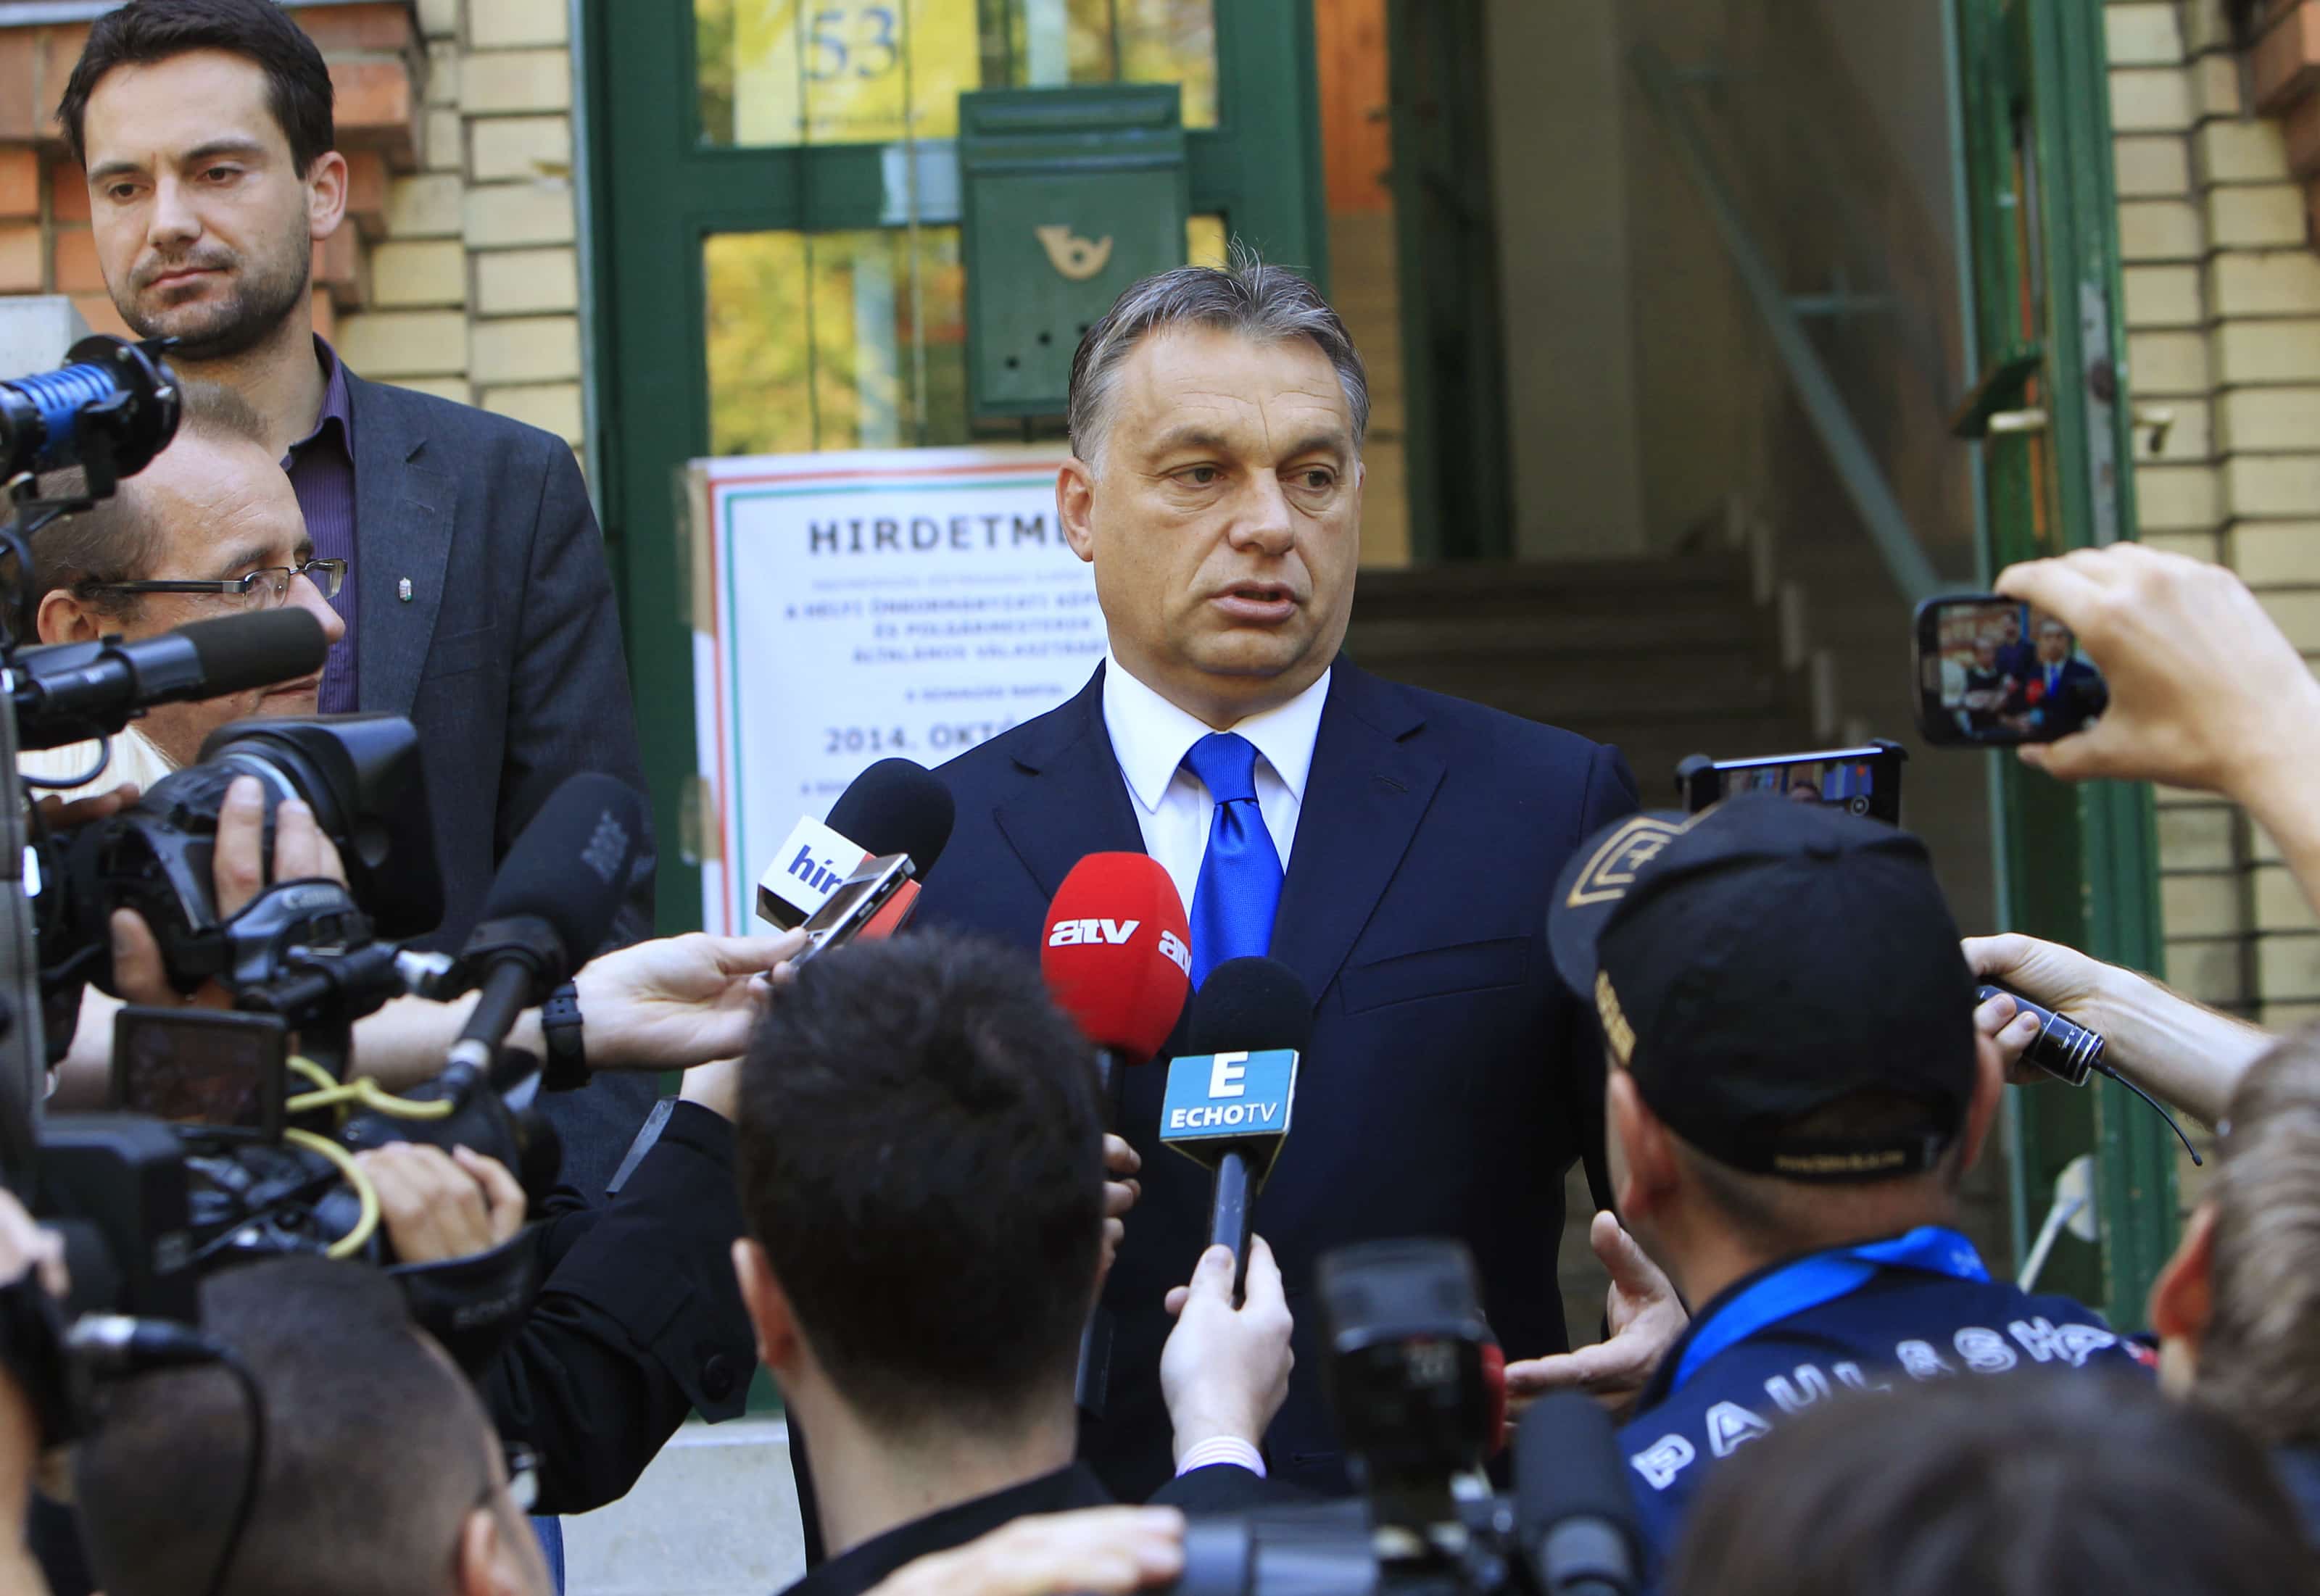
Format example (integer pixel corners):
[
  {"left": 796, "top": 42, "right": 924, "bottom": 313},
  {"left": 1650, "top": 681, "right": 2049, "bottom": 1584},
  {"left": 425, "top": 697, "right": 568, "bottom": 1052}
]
[{"left": 1633, "top": 41, "right": 1943, "bottom": 607}]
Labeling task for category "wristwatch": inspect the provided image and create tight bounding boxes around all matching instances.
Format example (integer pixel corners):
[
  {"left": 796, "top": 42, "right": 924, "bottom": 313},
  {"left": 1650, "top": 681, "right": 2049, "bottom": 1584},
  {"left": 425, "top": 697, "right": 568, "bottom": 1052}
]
[{"left": 540, "top": 981, "right": 589, "bottom": 1091}]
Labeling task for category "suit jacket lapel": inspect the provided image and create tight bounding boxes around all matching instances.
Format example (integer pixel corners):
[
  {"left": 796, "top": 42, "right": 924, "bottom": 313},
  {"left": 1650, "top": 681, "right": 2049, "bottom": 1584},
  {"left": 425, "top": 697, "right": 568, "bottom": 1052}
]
[
  {"left": 992, "top": 665, "right": 1146, "bottom": 902},
  {"left": 1270, "top": 660, "right": 1444, "bottom": 1007},
  {"left": 347, "top": 375, "right": 457, "bottom": 718}
]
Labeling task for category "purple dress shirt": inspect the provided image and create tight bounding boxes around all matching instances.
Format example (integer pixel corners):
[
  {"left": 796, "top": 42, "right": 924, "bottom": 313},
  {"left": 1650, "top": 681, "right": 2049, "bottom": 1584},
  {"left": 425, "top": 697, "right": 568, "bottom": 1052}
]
[{"left": 283, "top": 338, "right": 360, "bottom": 712}]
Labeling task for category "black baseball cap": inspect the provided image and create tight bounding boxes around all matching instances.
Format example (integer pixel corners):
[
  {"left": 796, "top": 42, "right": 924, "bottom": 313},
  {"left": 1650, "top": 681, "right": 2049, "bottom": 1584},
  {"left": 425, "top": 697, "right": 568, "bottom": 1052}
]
[{"left": 1548, "top": 793, "right": 1979, "bottom": 1182}]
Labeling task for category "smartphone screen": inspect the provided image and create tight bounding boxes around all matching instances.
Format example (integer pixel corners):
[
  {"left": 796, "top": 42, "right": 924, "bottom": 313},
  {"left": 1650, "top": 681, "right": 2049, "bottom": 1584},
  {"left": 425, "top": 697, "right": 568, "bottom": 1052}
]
[
  {"left": 1915, "top": 595, "right": 2108, "bottom": 747},
  {"left": 793, "top": 854, "right": 913, "bottom": 963},
  {"left": 1677, "top": 743, "right": 1906, "bottom": 825},
  {"left": 111, "top": 1007, "right": 287, "bottom": 1138}
]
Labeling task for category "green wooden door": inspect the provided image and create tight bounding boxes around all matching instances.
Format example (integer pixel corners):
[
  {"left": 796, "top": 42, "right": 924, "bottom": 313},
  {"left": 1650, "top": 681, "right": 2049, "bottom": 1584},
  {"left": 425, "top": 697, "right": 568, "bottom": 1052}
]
[
  {"left": 581, "top": 0, "right": 1328, "bottom": 933},
  {"left": 1952, "top": 0, "right": 2172, "bottom": 1324}
]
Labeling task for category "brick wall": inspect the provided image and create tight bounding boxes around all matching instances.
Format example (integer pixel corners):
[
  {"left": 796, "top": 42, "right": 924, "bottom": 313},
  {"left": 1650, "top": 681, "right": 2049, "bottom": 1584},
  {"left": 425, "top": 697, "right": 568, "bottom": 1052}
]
[
  {"left": 2112, "top": 0, "right": 2320, "bottom": 1060},
  {"left": 0, "top": 0, "right": 584, "bottom": 467},
  {"left": 342, "top": 0, "right": 584, "bottom": 464}
]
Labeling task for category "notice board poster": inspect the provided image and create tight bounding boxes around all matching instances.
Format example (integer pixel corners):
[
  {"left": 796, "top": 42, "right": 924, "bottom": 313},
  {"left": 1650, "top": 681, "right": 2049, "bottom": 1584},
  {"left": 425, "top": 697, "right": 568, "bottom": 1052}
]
[{"left": 688, "top": 446, "right": 1100, "bottom": 934}]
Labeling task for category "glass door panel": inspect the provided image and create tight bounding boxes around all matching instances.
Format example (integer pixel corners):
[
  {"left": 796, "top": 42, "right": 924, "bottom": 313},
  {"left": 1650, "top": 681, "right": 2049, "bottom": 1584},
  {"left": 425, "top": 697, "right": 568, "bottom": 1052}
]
[
  {"left": 695, "top": 0, "right": 1217, "bottom": 148},
  {"left": 705, "top": 228, "right": 969, "bottom": 454}
]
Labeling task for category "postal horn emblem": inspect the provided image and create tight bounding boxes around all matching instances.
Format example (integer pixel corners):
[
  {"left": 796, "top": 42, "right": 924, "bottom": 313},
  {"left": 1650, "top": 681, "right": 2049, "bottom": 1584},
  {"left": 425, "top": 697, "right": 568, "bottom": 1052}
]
[{"left": 1035, "top": 225, "right": 1114, "bottom": 282}]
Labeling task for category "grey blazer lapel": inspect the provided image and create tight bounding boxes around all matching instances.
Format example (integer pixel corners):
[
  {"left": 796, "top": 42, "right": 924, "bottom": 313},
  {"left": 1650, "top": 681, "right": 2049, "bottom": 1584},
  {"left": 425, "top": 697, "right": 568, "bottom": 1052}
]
[{"left": 347, "top": 375, "right": 457, "bottom": 718}]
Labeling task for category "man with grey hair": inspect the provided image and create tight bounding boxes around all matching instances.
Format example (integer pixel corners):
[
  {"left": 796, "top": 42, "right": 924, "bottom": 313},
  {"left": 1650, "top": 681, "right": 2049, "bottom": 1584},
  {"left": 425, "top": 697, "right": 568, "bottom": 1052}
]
[{"left": 914, "top": 252, "right": 1649, "bottom": 1498}]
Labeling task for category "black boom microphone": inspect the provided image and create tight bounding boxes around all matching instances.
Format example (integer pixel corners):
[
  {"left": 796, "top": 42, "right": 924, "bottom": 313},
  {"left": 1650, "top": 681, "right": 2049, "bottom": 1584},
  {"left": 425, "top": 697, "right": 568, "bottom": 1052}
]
[
  {"left": 12, "top": 607, "right": 330, "bottom": 750},
  {"left": 826, "top": 756, "right": 955, "bottom": 876},
  {"left": 1515, "top": 1393, "right": 1644, "bottom": 1596},
  {"left": 444, "top": 772, "right": 647, "bottom": 1084}
]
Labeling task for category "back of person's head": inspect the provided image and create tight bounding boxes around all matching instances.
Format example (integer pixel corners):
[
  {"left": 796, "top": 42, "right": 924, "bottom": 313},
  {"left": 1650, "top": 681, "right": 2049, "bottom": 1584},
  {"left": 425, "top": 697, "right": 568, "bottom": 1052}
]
[
  {"left": 2171, "top": 1028, "right": 2320, "bottom": 1448},
  {"left": 736, "top": 929, "right": 1104, "bottom": 1437},
  {"left": 57, "top": 0, "right": 336, "bottom": 175},
  {"left": 1547, "top": 797, "right": 1997, "bottom": 1258},
  {"left": 75, "top": 1256, "right": 529, "bottom": 1596},
  {"left": 1670, "top": 1373, "right": 2319, "bottom": 1596}
]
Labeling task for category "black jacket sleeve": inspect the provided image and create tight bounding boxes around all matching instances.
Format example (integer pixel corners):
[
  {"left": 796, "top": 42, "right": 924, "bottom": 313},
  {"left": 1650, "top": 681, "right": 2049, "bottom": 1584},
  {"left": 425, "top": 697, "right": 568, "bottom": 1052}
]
[
  {"left": 480, "top": 1101, "right": 757, "bottom": 1513},
  {"left": 1149, "top": 1464, "right": 1313, "bottom": 1513}
]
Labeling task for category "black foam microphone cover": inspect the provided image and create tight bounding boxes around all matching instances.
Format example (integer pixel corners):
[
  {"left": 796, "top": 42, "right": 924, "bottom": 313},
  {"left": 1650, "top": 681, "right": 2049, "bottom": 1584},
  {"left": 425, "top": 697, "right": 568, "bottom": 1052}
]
[
  {"left": 1515, "top": 1392, "right": 1644, "bottom": 1596},
  {"left": 176, "top": 607, "right": 328, "bottom": 694},
  {"left": 480, "top": 772, "right": 647, "bottom": 963},
  {"left": 1185, "top": 955, "right": 1313, "bottom": 1056},
  {"left": 826, "top": 757, "right": 956, "bottom": 876}
]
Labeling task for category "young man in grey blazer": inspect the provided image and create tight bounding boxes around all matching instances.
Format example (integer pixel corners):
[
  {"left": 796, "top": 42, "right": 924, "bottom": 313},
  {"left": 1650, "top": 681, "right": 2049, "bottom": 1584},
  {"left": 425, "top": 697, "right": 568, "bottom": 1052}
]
[{"left": 59, "top": 0, "right": 657, "bottom": 1194}]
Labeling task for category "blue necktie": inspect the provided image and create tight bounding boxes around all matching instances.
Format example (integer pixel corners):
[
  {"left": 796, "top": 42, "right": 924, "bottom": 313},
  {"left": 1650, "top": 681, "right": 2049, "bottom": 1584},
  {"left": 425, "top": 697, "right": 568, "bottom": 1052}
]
[{"left": 1183, "top": 732, "right": 1285, "bottom": 988}]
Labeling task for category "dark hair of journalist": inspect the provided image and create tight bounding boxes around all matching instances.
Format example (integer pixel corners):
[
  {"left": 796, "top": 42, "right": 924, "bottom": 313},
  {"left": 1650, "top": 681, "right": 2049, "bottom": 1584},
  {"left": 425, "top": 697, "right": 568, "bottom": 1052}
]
[
  {"left": 56, "top": 0, "right": 337, "bottom": 175},
  {"left": 73, "top": 1257, "right": 512, "bottom": 1596},
  {"left": 736, "top": 930, "right": 1106, "bottom": 1431},
  {"left": 1668, "top": 1372, "right": 2320, "bottom": 1596}
]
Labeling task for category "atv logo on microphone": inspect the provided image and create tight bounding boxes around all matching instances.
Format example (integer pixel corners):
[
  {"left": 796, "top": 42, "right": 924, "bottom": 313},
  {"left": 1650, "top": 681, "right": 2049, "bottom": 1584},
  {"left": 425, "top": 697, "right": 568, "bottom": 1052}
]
[
  {"left": 1046, "top": 919, "right": 1193, "bottom": 977},
  {"left": 1157, "top": 928, "right": 1190, "bottom": 977}
]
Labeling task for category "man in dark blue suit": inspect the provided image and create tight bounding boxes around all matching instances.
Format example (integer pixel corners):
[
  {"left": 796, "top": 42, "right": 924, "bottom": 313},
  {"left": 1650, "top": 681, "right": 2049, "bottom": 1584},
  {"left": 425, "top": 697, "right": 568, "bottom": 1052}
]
[
  {"left": 912, "top": 256, "right": 1649, "bottom": 1498},
  {"left": 2008, "top": 618, "right": 2106, "bottom": 740}
]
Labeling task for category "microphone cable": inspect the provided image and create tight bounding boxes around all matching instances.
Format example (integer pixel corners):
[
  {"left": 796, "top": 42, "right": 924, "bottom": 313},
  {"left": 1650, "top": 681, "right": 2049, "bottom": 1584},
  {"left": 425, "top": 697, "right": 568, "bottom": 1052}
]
[{"left": 67, "top": 1316, "right": 267, "bottom": 1596}]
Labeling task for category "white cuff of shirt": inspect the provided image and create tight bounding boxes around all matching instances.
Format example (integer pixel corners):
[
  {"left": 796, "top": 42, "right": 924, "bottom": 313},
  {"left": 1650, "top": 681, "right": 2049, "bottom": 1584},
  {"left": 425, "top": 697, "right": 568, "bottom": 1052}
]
[{"left": 1175, "top": 1437, "right": 1267, "bottom": 1479}]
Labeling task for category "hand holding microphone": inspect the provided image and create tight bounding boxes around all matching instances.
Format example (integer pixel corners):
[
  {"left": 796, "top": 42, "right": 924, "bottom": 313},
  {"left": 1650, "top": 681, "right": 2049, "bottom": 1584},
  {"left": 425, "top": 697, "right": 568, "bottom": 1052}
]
[{"left": 1160, "top": 1234, "right": 1293, "bottom": 1473}]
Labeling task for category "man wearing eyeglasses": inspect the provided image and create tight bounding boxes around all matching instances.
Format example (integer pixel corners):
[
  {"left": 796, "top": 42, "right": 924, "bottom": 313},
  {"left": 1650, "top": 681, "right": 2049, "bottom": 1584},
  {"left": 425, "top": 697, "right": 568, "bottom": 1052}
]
[
  {"left": 23, "top": 381, "right": 346, "bottom": 782},
  {"left": 57, "top": 0, "right": 660, "bottom": 1201}
]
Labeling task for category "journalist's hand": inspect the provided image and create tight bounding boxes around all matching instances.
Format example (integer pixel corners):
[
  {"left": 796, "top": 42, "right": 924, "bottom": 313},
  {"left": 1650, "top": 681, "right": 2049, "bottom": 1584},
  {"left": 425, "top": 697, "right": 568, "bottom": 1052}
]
[
  {"left": 571, "top": 930, "right": 806, "bottom": 1071},
  {"left": 1101, "top": 1134, "right": 1140, "bottom": 1285},
  {"left": 1160, "top": 1236, "right": 1293, "bottom": 1467},
  {"left": 863, "top": 1507, "right": 1187, "bottom": 1596},
  {"left": 1994, "top": 545, "right": 2320, "bottom": 794},
  {"left": 108, "top": 775, "right": 346, "bottom": 1009},
  {"left": 1502, "top": 1213, "right": 1686, "bottom": 1425},
  {"left": 1963, "top": 934, "right": 2116, "bottom": 1085},
  {"left": 355, "top": 1142, "right": 526, "bottom": 1265},
  {"left": 33, "top": 782, "right": 138, "bottom": 832}
]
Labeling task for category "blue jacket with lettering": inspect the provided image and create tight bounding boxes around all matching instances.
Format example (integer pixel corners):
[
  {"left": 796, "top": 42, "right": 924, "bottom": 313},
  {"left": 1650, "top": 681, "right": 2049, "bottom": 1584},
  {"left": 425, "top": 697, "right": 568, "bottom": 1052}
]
[{"left": 1616, "top": 1227, "right": 2145, "bottom": 1571}]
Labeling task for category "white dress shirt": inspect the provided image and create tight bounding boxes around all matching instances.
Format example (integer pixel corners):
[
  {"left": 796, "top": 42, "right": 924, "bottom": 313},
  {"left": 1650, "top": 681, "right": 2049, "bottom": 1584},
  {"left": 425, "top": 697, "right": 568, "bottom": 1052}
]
[
  {"left": 1101, "top": 652, "right": 1332, "bottom": 918},
  {"left": 18, "top": 727, "right": 176, "bottom": 803}
]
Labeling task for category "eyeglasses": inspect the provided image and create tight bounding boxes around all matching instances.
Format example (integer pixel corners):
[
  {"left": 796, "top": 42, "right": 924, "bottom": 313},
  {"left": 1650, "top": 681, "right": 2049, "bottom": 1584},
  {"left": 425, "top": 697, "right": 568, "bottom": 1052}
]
[{"left": 90, "top": 557, "right": 347, "bottom": 608}]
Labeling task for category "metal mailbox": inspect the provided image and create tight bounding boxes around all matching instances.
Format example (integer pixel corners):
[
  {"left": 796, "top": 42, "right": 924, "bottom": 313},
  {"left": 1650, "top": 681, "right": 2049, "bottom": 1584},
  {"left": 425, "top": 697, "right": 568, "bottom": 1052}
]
[{"left": 960, "top": 85, "right": 1190, "bottom": 420}]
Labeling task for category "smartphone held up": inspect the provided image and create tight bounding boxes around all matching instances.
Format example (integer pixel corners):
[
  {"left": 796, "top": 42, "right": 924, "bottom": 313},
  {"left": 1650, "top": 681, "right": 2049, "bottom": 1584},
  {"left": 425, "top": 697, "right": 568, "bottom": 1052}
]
[{"left": 1913, "top": 594, "right": 2108, "bottom": 747}]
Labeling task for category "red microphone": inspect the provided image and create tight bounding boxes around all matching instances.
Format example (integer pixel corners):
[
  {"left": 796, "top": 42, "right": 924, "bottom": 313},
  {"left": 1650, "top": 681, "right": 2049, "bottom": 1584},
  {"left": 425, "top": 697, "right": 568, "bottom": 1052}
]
[
  {"left": 1040, "top": 852, "right": 1193, "bottom": 1109},
  {"left": 1040, "top": 852, "right": 1190, "bottom": 1423}
]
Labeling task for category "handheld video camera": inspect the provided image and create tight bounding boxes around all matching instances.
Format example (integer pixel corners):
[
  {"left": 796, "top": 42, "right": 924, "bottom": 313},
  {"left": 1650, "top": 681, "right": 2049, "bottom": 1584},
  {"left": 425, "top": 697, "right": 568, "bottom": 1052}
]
[
  {"left": 1167, "top": 1239, "right": 1644, "bottom": 1596},
  {"left": 0, "top": 339, "right": 566, "bottom": 1429}
]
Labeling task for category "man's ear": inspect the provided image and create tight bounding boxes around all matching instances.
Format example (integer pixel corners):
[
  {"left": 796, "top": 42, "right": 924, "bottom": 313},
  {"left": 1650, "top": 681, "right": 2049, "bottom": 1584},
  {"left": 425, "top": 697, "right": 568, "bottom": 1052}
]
[
  {"left": 37, "top": 589, "right": 102, "bottom": 647},
  {"left": 1960, "top": 1036, "right": 2006, "bottom": 1174},
  {"left": 732, "top": 1238, "right": 803, "bottom": 1376},
  {"left": 1056, "top": 459, "right": 1098, "bottom": 563},
  {"left": 2151, "top": 1201, "right": 2218, "bottom": 1344},
  {"left": 1607, "top": 1070, "right": 1675, "bottom": 1221},
  {"left": 305, "top": 149, "right": 349, "bottom": 244},
  {"left": 453, "top": 1505, "right": 531, "bottom": 1596}
]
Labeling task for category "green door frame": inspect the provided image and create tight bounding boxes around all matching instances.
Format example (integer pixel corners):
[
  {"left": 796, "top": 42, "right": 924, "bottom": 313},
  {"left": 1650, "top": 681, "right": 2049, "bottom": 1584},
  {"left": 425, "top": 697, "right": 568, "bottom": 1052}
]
[
  {"left": 578, "top": 1, "right": 1330, "bottom": 934},
  {"left": 1952, "top": 0, "right": 2174, "bottom": 1326},
  {"left": 1384, "top": 0, "right": 1511, "bottom": 562}
]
